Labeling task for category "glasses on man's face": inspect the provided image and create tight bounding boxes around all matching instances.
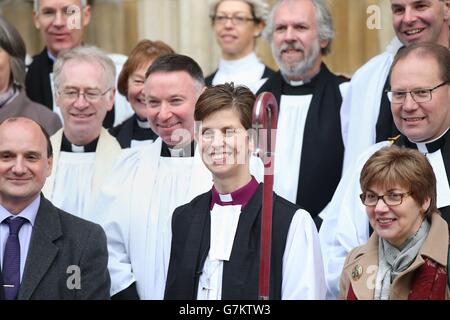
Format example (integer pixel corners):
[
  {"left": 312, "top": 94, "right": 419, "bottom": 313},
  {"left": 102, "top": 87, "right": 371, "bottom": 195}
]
[
  {"left": 359, "top": 191, "right": 412, "bottom": 207},
  {"left": 386, "top": 81, "right": 448, "bottom": 104},
  {"left": 58, "top": 88, "right": 112, "bottom": 103},
  {"left": 212, "top": 14, "right": 255, "bottom": 26}
]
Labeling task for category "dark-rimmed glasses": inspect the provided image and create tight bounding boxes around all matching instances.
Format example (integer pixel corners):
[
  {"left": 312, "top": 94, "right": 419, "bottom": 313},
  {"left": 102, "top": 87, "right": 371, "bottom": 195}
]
[
  {"left": 386, "top": 81, "right": 448, "bottom": 104},
  {"left": 359, "top": 191, "right": 412, "bottom": 206}
]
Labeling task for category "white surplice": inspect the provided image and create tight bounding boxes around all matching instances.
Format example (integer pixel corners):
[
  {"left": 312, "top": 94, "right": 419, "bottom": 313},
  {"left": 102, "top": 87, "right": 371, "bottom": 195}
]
[
  {"left": 211, "top": 52, "right": 269, "bottom": 93},
  {"left": 94, "top": 137, "right": 265, "bottom": 299},
  {"left": 340, "top": 37, "right": 403, "bottom": 173},
  {"left": 93, "top": 138, "right": 213, "bottom": 299},
  {"left": 273, "top": 82, "right": 349, "bottom": 204},
  {"left": 42, "top": 128, "right": 122, "bottom": 220}
]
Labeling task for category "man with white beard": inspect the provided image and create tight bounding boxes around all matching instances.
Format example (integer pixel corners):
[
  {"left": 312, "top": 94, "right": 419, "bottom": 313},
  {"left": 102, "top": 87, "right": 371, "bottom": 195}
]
[{"left": 256, "top": 0, "right": 349, "bottom": 229}]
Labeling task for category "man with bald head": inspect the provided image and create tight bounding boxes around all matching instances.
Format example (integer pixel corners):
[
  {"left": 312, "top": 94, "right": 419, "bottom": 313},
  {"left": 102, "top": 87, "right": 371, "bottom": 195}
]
[{"left": 0, "top": 117, "right": 110, "bottom": 300}]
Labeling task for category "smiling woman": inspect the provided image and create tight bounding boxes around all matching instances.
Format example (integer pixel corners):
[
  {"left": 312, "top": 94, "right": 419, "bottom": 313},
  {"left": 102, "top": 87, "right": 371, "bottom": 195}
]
[
  {"left": 339, "top": 145, "right": 449, "bottom": 300},
  {"left": 164, "top": 83, "right": 327, "bottom": 300},
  {"left": 205, "top": 0, "right": 275, "bottom": 92}
]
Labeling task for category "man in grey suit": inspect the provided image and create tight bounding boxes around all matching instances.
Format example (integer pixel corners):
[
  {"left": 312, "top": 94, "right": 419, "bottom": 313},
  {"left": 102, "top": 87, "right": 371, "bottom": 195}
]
[{"left": 0, "top": 117, "right": 110, "bottom": 300}]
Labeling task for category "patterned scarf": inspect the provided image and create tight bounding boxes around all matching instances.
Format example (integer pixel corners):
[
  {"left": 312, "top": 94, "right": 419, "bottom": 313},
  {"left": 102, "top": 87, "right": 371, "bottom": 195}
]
[{"left": 374, "top": 219, "right": 430, "bottom": 300}]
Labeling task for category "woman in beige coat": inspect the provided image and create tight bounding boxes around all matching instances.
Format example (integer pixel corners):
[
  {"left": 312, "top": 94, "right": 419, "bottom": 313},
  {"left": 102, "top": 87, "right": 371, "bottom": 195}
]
[{"left": 339, "top": 146, "right": 449, "bottom": 300}]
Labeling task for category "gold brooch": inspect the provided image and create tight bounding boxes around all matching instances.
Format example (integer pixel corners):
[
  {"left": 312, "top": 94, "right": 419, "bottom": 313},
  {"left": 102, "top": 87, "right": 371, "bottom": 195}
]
[{"left": 351, "top": 265, "right": 363, "bottom": 281}]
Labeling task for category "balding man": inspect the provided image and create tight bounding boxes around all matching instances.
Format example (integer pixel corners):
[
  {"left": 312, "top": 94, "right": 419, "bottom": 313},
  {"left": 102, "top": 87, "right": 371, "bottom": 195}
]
[{"left": 0, "top": 117, "right": 110, "bottom": 300}]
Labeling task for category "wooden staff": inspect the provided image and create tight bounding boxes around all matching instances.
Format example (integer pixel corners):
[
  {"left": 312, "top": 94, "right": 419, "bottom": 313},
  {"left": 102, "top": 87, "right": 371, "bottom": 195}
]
[{"left": 252, "top": 92, "right": 278, "bottom": 300}]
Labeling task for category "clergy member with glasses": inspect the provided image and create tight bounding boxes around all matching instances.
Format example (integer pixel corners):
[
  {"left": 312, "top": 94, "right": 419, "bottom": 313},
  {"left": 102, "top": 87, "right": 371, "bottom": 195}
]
[
  {"left": 319, "top": 42, "right": 450, "bottom": 299},
  {"left": 164, "top": 83, "right": 326, "bottom": 300},
  {"left": 205, "top": 0, "right": 275, "bottom": 93},
  {"left": 42, "top": 46, "right": 121, "bottom": 221},
  {"left": 339, "top": 145, "right": 449, "bottom": 300}
]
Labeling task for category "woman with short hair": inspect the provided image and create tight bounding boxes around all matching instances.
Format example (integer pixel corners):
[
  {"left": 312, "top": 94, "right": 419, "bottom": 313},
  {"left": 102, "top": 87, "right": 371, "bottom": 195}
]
[{"left": 340, "top": 146, "right": 449, "bottom": 300}]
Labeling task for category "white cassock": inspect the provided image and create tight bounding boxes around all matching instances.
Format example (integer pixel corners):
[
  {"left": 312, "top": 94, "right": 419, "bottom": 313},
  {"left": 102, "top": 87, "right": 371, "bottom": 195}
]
[
  {"left": 319, "top": 133, "right": 450, "bottom": 299},
  {"left": 42, "top": 128, "right": 122, "bottom": 220},
  {"left": 197, "top": 202, "right": 326, "bottom": 300},
  {"left": 274, "top": 82, "right": 349, "bottom": 204},
  {"left": 93, "top": 137, "right": 264, "bottom": 299},
  {"left": 211, "top": 52, "right": 270, "bottom": 93},
  {"left": 340, "top": 37, "right": 403, "bottom": 173}
]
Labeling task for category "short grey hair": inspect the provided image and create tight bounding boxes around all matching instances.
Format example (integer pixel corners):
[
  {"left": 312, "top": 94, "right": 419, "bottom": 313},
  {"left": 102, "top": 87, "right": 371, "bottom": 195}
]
[
  {"left": 53, "top": 45, "right": 116, "bottom": 91},
  {"left": 209, "top": 0, "right": 269, "bottom": 22},
  {"left": 34, "top": 0, "right": 88, "bottom": 12},
  {"left": 263, "top": 0, "right": 335, "bottom": 55},
  {"left": 0, "top": 16, "right": 26, "bottom": 88}
]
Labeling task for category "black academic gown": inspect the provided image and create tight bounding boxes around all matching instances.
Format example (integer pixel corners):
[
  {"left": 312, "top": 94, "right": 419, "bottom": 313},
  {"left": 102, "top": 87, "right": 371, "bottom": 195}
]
[
  {"left": 256, "top": 64, "right": 348, "bottom": 228},
  {"left": 205, "top": 66, "right": 276, "bottom": 86},
  {"left": 164, "top": 184, "right": 298, "bottom": 300},
  {"left": 108, "top": 114, "right": 157, "bottom": 148},
  {"left": 375, "top": 76, "right": 400, "bottom": 142},
  {"left": 394, "top": 132, "right": 450, "bottom": 224},
  {"left": 26, "top": 48, "right": 115, "bottom": 128}
]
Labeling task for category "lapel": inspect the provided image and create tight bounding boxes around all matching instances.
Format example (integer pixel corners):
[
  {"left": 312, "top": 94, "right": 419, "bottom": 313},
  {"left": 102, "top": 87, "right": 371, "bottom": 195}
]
[
  {"left": 18, "top": 196, "right": 62, "bottom": 300},
  {"left": 182, "top": 192, "right": 212, "bottom": 296},
  {"left": 1, "top": 90, "right": 26, "bottom": 116},
  {"left": 343, "top": 234, "right": 379, "bottom": 300},
  {"left": 391, "top": 214, "right": 449, "bottom": 299}
]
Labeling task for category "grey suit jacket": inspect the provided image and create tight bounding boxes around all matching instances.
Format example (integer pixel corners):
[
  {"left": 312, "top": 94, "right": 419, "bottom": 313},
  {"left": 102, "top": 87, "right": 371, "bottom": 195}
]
[{"left": 1, "top": 195, "right": 111, "bottom": 300}]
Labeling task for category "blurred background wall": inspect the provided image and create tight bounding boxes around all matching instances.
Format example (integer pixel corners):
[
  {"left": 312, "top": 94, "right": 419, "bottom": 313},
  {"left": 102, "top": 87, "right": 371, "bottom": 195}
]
[{"left": 0, "top": 0, "right": 395, "bottom": 77}]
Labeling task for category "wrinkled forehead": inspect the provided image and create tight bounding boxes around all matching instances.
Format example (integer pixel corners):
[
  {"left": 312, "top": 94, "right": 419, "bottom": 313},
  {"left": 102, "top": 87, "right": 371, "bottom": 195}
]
[
  {"left": 37, "top": 0, "right": 84, "bottom": 10},
  {"left": 390, "top": 53, "right": 441, "bottom": 85}
]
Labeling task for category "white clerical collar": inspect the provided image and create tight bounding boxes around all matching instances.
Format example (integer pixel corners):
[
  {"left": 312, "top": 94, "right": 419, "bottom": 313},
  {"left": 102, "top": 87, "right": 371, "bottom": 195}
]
[
  {"left": 218, "top": 193, "right": 233, "bottom": 202},
  {"left": 218, "top": 52, "right": 259, "bottom": 72},
  {"left": 282, "top": 68, "right": 320, "bottom": 87},
  {"left": 71, "top": 144, "right": 85, "bottom": 153},
  {"left": 288, "top": 80, "right": 305, "bottom": 86},
  {"left": 169, "top": 146, "right": 186, "bottom": 157},
  {"left": 136, "top": 117, "right": 151, "bottom": 129},
  {"left": 409, "top": 127, "right": 449, "bottom": 154}
]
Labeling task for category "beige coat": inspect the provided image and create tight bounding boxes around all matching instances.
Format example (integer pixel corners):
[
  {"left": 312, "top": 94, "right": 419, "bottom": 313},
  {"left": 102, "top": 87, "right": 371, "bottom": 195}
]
[{"left": 339, "top": 213, "right": 449, "bottom": 300}]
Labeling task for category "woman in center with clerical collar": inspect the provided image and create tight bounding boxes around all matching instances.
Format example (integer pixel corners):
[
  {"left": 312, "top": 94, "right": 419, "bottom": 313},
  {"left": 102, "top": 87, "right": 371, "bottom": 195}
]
[{"left": 164, "top": 82, "right": 326, "bottom": 300}]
